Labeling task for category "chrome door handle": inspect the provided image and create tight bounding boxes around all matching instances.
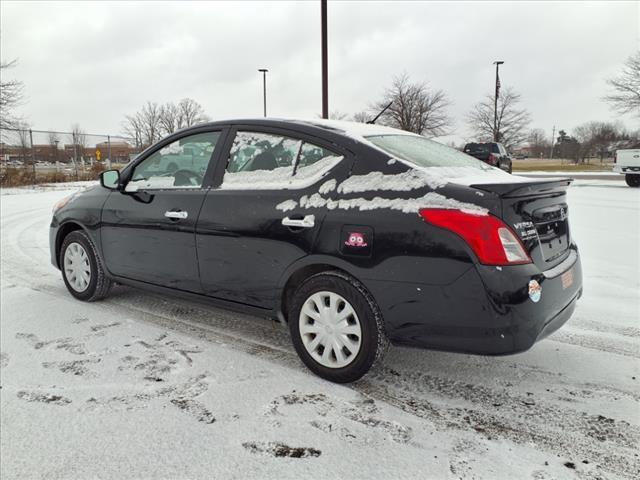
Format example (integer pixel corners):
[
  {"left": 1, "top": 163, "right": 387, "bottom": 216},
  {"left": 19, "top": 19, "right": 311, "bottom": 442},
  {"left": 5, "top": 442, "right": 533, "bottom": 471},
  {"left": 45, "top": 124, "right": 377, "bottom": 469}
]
[
  {"left": 164, "top": 210, "right": 188, "bottom": 219},
  {"left": 282, "top": 215, "right": 315, "bottom": 228}
]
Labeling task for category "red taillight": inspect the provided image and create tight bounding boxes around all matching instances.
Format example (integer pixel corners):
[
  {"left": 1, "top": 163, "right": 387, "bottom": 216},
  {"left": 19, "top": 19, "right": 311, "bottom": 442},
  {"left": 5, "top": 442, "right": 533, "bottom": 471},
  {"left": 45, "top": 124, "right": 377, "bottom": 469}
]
[
  {"left": 487, "top": 153, "right": 497, "bottom": 165},
  {"left": 419, "top": 209, "right": 532, "bottom": 266}
]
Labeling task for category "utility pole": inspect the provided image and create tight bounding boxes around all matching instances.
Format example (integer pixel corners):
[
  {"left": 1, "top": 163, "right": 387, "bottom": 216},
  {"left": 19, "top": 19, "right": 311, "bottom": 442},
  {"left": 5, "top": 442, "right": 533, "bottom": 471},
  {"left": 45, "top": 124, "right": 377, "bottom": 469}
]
[
  {"left": 107, "top": 135, "right": 112, "bottom": 169},
  {"left": 258, "top": 69, "right": 268, "bottom": 117},
  {"left": 29, "top": 129, "right": 36, "bottom": 184},
  {"left": 493, "top": 61, "right": 504, "bottom": 142},
  {"left": 549, "top": 125, "right": 556, "bottom": 160},
  {"left": 321, "top": 0, "right": 328, "bottom": 119}
]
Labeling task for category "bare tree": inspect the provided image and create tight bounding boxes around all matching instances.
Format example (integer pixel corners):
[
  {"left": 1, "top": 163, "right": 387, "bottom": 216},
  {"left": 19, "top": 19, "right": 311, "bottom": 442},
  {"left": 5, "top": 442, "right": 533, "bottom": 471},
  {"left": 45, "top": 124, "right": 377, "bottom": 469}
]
[
  {"left": 604, "top": 51, "right": 640, "bottom": 117},
  {"left": 574, "top": 121, "right": 620, "bottom": 163},
  {"left": 136, "top": 102, "right": 163, "bottom": 146},
  {"left": 69, "top": 124, "right": 88, "bottom": 173},
  {"left": 0, "top": 59, "right": 25, "bottom": 130},
  {"left": 466, "top": 87, "right": 531, "bottom": 149},
  {"left": 351, "top": 111, "right": 370, "bottom": 123},
  {"left": 122, "top": 114, "right": 144, "bottom": 149},
  {"left": 371, "top": 73, "right": 452, "bottom": 137},
  {"left": 527, "top": 128, "right": 549, "bottom": 158},
  {"left": 16, "top": 123, "right": 31, "bottom": 163},
  {"left": 177, "top": 98, "right": 209, "bottom": 128},
  {"left": 48, "top": 130, "right": 60, "bottom": 163},
  {"left": 48, "top": 131, "right": 60, "bottom": 148},
  {"left": 159, "top": 102, "right": 181, "bottom": 135}
]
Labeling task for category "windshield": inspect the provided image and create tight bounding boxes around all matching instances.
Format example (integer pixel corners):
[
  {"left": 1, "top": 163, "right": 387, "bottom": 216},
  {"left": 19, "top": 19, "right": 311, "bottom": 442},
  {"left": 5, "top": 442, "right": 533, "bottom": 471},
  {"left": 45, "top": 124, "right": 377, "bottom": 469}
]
[{"left": 367, "top": 135, "right": 490, "bottom": 170}]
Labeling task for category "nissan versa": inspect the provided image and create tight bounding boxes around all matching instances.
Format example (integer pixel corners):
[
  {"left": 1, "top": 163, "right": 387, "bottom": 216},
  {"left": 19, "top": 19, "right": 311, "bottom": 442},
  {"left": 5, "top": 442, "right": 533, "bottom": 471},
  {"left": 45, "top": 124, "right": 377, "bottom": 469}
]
[{"left": 50, "top": 119, "right": 583, "bottom": 383}]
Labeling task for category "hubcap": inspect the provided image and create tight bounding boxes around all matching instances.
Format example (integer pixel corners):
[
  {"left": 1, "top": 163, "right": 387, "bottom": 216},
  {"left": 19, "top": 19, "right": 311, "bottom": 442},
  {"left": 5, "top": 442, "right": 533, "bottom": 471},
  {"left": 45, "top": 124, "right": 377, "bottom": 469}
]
[
  {"left": 63, "top": 242, "right": 91, "bottom": 292},
  {"left": 299, "top": 291, "right": 362, "bottom": 369}
]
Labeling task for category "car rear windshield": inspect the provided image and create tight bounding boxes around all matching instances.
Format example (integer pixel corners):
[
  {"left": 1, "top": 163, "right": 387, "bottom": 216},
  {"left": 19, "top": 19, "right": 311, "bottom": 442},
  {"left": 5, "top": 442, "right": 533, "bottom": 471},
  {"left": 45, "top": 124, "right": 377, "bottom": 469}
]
[{"left": 367, "top": 135, "right": 490, "bottom": 169}]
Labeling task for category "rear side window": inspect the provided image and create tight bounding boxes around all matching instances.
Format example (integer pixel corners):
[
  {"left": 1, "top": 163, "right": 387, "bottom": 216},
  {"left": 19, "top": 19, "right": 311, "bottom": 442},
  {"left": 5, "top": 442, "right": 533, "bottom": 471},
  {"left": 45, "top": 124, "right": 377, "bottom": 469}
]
[
  {"left": 221, "top": 131, "right": 343, "bottom": 190},
  {"left": 369, "top": 135, "right": 490, "bottom": 169}
]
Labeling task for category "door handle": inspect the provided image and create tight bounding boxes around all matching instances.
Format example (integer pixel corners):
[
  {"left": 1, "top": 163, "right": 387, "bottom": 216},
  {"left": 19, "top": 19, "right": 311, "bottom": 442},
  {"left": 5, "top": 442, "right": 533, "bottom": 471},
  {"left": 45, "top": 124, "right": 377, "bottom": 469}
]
[
  {"left": 164, "top": 210, "right": 188, "bottom": 219},
  {"left": 282, "top": 215, "right": 315, "bottom": 228}
]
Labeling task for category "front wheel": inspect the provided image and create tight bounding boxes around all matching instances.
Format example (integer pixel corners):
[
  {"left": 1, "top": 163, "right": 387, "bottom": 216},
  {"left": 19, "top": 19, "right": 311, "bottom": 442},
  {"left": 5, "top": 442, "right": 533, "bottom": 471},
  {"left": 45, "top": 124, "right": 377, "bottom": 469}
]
[
  {"left": 60, "top": 230, "right": 112, "bottom": 301},
  {"left": 625, "top": 174, "right": 640, "bottom": 187},
  {"left": 288, "top": 271, "right": 388, "bottom": 383}
]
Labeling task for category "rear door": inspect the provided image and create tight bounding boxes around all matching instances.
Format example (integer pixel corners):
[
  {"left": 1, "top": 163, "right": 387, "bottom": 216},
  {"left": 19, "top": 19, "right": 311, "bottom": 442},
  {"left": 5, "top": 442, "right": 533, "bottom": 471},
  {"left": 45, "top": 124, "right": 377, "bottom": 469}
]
[
  {"left": 196, "top": 127, "right": 352, "bottom": 307},
  {"left": 100, "top": 128, "right": 226, "bottom": 292}
]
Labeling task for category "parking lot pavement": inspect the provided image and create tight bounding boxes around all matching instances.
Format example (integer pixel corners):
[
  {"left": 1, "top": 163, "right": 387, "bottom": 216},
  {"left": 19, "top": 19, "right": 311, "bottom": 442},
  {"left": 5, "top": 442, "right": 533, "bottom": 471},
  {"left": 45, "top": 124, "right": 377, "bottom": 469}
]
[{"left": 1, "top": 181, "right": 638, "bottom": 479}]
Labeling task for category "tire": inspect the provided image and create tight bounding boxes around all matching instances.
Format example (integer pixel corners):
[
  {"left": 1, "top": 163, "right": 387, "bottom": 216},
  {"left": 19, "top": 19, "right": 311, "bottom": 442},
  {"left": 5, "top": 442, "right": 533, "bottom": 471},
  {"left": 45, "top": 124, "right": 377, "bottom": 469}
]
[
  {"left": 625, "top": 174, "right": 640, "bottom": 187},
  {"left": 288, "top": 271, "right": 389, "bottom": 383},
  {"left": 60, "top": 230, "right": 112, "bottom": 301}
]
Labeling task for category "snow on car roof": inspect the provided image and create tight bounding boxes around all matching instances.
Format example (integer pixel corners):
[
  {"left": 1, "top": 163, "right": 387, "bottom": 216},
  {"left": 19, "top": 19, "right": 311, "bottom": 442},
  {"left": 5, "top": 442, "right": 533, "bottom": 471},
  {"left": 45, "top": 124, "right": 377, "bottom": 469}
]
[{"left": 292, "top": 118, "right": 419, "bottom": 140}]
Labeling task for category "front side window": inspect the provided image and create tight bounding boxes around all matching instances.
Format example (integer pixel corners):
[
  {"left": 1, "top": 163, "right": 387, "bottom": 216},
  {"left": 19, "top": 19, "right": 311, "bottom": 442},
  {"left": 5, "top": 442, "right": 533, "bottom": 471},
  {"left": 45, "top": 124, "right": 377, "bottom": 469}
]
[
  {"left": 221, "top": 131, "right": 342, "bottom": 190},
  {"left": 126, "top": 132, "right": 220, "bottom": 191}
]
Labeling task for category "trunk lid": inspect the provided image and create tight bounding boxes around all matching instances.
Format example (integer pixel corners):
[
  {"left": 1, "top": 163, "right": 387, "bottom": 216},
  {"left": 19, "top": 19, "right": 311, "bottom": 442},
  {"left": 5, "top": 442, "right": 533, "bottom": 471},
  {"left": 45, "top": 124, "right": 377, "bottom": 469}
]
[{"left": 471, "top": 178, "right": 573, "bottom": 270}]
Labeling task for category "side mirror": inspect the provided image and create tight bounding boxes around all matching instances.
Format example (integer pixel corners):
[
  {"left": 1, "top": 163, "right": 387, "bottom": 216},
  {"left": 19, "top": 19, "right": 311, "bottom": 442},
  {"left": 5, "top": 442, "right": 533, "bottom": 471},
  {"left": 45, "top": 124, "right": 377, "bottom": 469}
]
[{"left": 100, "top": 169, "right": 120, "bottom": 190}]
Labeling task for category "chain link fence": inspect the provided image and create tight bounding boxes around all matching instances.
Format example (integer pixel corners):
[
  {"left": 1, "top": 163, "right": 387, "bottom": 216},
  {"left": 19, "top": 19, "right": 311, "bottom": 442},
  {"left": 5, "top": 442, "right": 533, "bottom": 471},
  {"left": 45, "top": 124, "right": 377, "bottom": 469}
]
[{"left": 0, "top": 127, "right": 143, "bottom": 187}]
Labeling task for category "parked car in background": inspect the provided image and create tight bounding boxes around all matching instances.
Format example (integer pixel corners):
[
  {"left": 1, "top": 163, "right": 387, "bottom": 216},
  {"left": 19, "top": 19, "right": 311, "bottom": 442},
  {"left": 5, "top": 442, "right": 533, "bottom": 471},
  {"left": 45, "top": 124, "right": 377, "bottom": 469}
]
[
  {"left": 463, "top": 142, "right": 513, "bottom": 173},
  {"left": 613, "top": 148, "right": 640, "bottom": 187},
  {"left": 50, "top": 119, "right": 582, "bottom": 383}
]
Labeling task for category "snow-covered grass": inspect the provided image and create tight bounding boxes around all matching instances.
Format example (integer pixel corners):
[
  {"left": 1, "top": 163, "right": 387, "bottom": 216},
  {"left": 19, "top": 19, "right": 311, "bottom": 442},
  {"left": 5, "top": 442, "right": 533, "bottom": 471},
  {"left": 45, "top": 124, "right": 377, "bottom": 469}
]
[
  {"left": 0, "top": 181, "right": 97, "bottom": 196},
  {"left": 1, "top": 180, "right": 638, "bottom": 479}
]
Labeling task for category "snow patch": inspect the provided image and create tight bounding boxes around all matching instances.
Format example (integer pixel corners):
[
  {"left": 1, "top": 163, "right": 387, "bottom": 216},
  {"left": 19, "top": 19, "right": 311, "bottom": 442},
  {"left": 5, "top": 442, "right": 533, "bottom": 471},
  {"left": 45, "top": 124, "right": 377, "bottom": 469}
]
[
  {"left": 276, "top": 200, "right": 297, "bottom": 212},
  {"left": 337, "top": 169, "right": 447, "bottom": 194},
  {"left": 293, "top": 191, "right": 486, "bottom": 215},
  {"left": 318, "top": 179, "right": 337, "bottom": 194}
]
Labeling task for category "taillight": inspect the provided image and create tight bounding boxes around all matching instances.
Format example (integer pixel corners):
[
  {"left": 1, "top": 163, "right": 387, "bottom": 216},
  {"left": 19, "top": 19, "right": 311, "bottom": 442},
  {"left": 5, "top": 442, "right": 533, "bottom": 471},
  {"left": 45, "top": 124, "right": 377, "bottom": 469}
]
[
  {"left": 419, "top": 209, "right": 532, "bottom": 266},
  {"left": 487, "top": 153, "right": 497, "bottom": 165}
]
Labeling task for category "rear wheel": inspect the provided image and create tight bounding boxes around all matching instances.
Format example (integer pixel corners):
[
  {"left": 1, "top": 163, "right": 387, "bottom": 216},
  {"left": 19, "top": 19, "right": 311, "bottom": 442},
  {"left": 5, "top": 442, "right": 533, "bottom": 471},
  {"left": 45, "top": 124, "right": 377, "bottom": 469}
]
[
  {"left": 625, "top": 174, "right": 640, "bottom": 187},
  {"left": 288, "top": 271, "right": 388, "bottom": 383},
  {"left": 60, "top": 230, "right": 112, "bottom": 301}
]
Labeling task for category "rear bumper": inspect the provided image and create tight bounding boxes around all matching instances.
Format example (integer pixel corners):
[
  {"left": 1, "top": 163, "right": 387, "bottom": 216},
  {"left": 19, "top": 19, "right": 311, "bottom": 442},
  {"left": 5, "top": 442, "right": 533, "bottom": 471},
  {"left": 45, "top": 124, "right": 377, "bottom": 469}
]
[{"left": 366, "top": 246, "right": 582, "bottom": 355}]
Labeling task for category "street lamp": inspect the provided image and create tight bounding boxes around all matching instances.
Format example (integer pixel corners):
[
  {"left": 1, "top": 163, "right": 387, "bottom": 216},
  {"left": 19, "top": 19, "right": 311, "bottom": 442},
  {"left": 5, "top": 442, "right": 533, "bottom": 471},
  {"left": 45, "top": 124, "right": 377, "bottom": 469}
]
[
  {"left": 493, "top": 60, "right": 504, "bottom": 142},
  {"left": 258, "top": 68, "right": 268, "bottom": 117}
]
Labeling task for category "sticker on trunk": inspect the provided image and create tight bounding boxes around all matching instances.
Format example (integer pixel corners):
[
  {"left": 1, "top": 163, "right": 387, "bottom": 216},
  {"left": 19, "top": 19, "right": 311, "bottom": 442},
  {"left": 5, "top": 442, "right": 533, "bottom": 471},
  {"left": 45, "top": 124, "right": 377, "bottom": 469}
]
[{"left": 528, "top": 280, "right": 542, "bottom": 303}]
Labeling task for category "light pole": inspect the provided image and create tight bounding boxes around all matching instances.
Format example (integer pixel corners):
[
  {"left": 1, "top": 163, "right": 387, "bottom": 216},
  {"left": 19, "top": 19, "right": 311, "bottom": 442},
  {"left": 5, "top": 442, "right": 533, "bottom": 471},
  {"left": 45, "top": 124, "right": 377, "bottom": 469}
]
[
  {"left": 321, "top": 0, "right": 328, "bottom": 119},
  {"left": 493, "top": 60, "right": 504, "bottom": 142},
  {"left": 258, "top": 68, "right": 268, "bottom": 117}
]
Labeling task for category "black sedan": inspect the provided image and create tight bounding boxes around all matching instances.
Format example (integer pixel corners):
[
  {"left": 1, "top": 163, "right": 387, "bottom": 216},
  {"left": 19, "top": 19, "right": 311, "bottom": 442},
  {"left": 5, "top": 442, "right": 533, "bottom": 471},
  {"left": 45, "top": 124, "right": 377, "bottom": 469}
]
[{"left": 50, "top": 119, "right": 582, "bottom": 383}]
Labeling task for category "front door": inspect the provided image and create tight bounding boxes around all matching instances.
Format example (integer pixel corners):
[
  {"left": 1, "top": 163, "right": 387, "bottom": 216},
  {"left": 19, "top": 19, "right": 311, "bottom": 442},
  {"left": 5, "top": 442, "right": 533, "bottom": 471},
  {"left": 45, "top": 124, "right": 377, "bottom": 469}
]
[
  {"left": 196, "top": 127, "right": 351, "bottom": 307},
  {"left": 101, "top": 129, "right": 224, "bottom": 292}
]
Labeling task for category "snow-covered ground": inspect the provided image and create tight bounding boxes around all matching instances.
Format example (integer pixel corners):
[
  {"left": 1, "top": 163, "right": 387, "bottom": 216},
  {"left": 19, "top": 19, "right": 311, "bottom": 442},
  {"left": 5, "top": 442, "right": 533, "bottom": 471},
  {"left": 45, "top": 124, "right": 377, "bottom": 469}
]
[{"left": 1, "top": 180, "right": 638, "bottom": 479}]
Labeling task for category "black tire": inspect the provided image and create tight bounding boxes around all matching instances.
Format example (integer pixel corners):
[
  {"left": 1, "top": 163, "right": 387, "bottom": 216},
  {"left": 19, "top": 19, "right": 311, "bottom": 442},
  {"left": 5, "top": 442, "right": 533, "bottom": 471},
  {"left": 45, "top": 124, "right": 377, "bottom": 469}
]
[
  {"left": 60, "top": 230, "right": 112, "bottom": 301},
  {"left": 625, "top": 174, "right": 640, "bottom": 187},
  {"left": 507, "top": 162, "right": 513, "bottom": 174},
  {"left": 288, "top": 271, "right": 388, "bottom": 383}
]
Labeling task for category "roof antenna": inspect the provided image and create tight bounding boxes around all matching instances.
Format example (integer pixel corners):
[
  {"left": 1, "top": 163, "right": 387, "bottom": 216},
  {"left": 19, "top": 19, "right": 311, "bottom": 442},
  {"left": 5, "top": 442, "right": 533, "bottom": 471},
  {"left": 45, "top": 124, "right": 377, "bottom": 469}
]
[{"left": 367, "top": 101, "right": 393, "bottom": 124}]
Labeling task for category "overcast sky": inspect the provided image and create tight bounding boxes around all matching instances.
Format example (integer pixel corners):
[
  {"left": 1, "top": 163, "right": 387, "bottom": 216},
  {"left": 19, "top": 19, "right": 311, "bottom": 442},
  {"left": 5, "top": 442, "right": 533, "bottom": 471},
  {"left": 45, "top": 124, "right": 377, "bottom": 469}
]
[{"left": 1, "top": 0, "right": 638, "bottom": 144}]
